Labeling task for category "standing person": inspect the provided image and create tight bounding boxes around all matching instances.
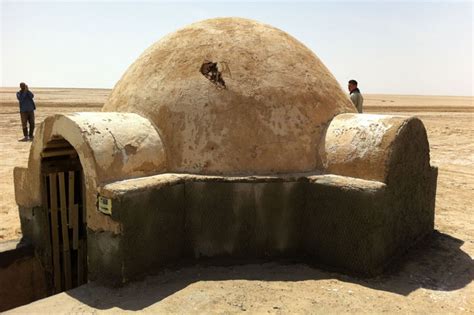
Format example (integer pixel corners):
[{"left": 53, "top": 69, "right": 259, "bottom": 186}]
[
  {"left": 348, "top": 79, "right": 363, "bottom": 113},
  {"left": 16, "top": 82, "right": 36, "bottom": 141}
]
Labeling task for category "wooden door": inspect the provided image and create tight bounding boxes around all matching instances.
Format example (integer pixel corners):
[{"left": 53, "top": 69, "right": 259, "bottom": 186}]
[
  {"left": 41, "top": 139, "right": 87, "bottom": 293},
  {"left": 43, "top": 171, "right": 87, "bottom": 292}
]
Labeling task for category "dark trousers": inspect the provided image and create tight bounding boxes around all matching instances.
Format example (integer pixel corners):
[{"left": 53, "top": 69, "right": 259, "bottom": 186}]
[{"left": 20, "top": 111, "right": 35, "bottom": 137}]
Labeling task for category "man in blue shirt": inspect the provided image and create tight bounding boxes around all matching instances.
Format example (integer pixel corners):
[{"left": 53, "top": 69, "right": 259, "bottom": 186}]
[{"left": 16, "top": 82, "right": 36, "bottom": 141}]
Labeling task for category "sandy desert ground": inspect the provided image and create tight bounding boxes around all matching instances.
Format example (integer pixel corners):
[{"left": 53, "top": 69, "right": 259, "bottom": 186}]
[{"left": 1, "top": 88, "right": 473, "bottom": 313}]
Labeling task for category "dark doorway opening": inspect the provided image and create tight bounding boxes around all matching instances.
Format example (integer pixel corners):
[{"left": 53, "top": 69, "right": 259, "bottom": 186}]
[{"left": 41, "top": 137, "right": 87, "bottom": 293}]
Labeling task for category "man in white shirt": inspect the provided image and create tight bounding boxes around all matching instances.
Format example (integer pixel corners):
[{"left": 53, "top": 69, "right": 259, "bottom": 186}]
[{"left": 348, "top": 79, "right": 363, "bottom": 113}]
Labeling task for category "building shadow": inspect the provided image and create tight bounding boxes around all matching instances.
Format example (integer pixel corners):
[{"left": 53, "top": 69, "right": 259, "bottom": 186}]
[{"left": 66, "top": 230, "right": 473, "bottom": 311}]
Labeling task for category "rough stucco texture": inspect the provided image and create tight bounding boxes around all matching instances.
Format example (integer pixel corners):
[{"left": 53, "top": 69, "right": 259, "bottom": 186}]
[
  {"left": 321, "top": 114, "right": 430, "bottom": 183},
  {"left": 103, "top": 17, "right": 356, "bottom": 175}
]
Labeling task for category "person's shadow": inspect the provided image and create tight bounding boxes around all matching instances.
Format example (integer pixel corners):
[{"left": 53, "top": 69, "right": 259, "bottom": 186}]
[{"left": 66, "top": 230, "right": 473, "bottom": 311}]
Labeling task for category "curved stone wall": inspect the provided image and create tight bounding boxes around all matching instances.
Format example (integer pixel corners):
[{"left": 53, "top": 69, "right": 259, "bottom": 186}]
[{"left": 321, "top": 113, "right": 430, "bottom": 182}]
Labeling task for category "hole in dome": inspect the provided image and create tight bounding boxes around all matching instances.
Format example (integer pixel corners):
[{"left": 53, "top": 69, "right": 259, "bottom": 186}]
[{"left": 200, "top": 61, "right": 226, "bottom": 89}]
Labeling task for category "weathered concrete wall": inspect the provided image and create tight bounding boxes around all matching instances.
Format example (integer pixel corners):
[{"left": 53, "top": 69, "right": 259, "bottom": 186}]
[
  {"left": 384, "top": 117, "right": 437, "bottom": 257},
  {"left": 185, "top": 181, "right": 305, "bottom": 258},
  {"left": 91, "top": 181, "right": 186, "bottom": 284},
  {"left": 0, "top": 240, "right": 49, "bottom": 312},
  {"left": 93, "top": 170, "right": 436, "bottom": 283},
  {"left": 319, "top": 114, "right": 437, "bottom": 265},
  {"left": 87, "top": 230, "right": 123, "bottom": 284},
  {"left": 103, "top": 17, "right": 356, "bottom": 175},
  {"left": 16, "top": 206, "right": 53, "bottom": 283},
  {"left": 304, "top": 175, "right": 389, "bottom": 274}
]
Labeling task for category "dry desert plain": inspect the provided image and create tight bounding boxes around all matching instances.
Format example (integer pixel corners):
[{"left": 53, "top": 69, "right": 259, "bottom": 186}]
[{"left": 0, "top": 88, "right": 473, "bottom": 313}]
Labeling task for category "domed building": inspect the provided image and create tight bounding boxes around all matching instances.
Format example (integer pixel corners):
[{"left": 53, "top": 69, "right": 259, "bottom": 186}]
[
  {"left": 8, "top": 17, "right": 437, "bottom": 304},
  {"left": 102, "top": 18, "right": 356, "bottom": 175}
]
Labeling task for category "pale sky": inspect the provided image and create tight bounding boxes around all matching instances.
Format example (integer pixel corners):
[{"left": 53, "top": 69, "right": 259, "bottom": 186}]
[{"left": 1, "top": 0, "right": 473, "bottom": 96}]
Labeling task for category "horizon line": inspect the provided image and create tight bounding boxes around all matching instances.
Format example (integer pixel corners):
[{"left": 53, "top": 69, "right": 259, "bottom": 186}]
[{"left": 0, "top": 86, "right": 472, "bottom": 98}]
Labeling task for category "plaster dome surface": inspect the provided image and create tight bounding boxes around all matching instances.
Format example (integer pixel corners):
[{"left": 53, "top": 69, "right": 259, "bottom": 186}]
[{"left": 103, "top": 17, "right": 356, "bottom": 175}]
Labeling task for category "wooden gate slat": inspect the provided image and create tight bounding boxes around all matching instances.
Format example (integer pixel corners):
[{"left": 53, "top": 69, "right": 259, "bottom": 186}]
[
  {"left": 72, "top": 205, "right": 79, "bottom": 250},
  {"left": 41, "top": 175, "right": 53, "bottom": 273},
  {"left": 80, "top": 171, "right": 87, "bottom": 285},
  {"left": 68, "top": 171, "right": 74, "bottom": 226},
  {"left": 68, "top": 171, "right": 79, "bottom": 250},
  {"left": 82, "top": 172, "right": 87, "bottom": 222},
  {"left": 59, "top": 172, "right": 72, "bottom": 290},
  {"left": 49, "top": 173, "right": 62, "bottom": 292}
]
